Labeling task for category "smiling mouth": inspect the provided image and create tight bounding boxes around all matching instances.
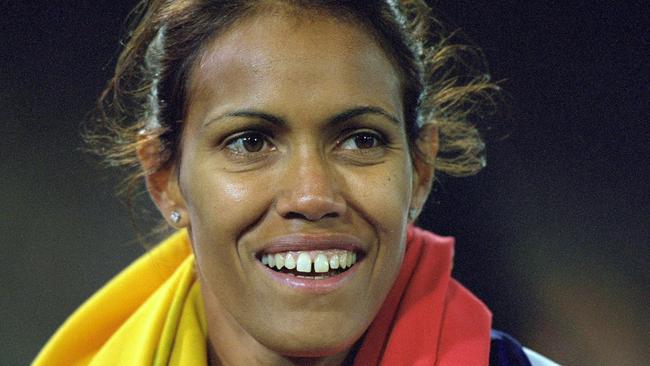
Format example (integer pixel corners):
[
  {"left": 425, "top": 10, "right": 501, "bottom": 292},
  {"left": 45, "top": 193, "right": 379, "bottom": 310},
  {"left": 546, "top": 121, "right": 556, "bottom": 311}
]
[{"left": 259, "top": 250, "right": 359, "bottom": 279}]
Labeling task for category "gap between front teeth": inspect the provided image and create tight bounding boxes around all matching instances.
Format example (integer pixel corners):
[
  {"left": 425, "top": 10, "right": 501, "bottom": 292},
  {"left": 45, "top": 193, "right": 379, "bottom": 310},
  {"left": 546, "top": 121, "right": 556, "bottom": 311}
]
[{"left": 261, "top": 250, "right": 358, "bottom": 273}]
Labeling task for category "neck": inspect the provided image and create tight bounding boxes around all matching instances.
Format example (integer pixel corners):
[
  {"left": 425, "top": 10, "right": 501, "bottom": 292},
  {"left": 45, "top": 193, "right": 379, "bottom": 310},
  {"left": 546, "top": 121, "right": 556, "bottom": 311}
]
[
  {"left": 207, "top": 344, "right": 354, "bottom": 366},
  {"left": 200, "top": 283, "right": 358, "bottom": 366}
]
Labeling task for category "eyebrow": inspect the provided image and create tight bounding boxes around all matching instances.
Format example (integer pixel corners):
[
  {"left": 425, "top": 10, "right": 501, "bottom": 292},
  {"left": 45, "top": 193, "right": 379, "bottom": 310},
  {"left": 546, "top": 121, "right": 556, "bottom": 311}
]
[{"left": 202, "top": 106, "right": 401, "bottom": 129}]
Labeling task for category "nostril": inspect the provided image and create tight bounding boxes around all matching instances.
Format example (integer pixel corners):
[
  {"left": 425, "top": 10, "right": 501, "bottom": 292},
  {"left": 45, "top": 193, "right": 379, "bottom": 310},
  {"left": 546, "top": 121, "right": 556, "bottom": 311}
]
[
  {"left": 283, "top": 210, "right": 339, "bottom": 221},
  {"left": 275, "top": 177, "right": 348, "bottom": 220},
  {"left": 284, "top": 211, "right": 306, "bottom": 220}
]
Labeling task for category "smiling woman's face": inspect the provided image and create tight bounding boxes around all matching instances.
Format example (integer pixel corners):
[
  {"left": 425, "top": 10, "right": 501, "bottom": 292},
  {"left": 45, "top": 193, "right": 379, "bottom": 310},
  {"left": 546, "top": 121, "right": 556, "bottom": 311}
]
[{"left": 154, "top": 12, "right": 432, "bottom": 360}]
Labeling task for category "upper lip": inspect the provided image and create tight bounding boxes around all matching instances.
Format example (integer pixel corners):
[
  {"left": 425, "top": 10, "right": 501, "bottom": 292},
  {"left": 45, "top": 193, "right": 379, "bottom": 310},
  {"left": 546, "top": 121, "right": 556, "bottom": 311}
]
[{"left": 256, "top": 233, "right": 367, "bottom": 256}]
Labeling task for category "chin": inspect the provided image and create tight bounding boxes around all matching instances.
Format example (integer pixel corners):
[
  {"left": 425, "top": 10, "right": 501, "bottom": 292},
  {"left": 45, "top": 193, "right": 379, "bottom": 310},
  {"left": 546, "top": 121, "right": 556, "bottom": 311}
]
[
  {"left": 259, "top": 326, "right": 361, "bottom": 358},
  {"left": 273, "top": 340, "right": 356, "bottom": 359}
]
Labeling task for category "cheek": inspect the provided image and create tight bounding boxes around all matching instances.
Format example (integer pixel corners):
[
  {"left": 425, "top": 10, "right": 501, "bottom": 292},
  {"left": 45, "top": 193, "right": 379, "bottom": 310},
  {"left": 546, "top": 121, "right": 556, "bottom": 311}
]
[
  {"left": 345, "top": 162, "right": 413, "bottom": 227},
  {"left": 345, "top": 160, "right": 412, "bottom": 277},
  {"left": 181, "top": 165, "right": 273, "bottom": 259}
]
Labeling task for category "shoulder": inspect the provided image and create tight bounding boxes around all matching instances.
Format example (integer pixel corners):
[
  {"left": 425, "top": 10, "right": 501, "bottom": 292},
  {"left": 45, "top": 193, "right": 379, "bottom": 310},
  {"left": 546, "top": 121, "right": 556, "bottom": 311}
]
[{"left": 490, "top": 330, "right": 561, "bottom": 366}]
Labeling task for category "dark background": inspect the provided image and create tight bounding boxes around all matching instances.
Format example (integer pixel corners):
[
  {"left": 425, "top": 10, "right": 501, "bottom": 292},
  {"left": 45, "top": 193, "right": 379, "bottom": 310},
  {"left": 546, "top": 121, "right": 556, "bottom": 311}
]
[{"left": 2, "top": 1, "right": 648, "bottom": 365}]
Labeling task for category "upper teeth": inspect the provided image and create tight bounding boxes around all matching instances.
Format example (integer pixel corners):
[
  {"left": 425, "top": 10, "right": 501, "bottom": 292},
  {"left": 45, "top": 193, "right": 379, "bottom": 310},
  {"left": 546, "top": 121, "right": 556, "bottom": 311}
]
[{"left": 261, "top": 250, "right": 357, "bottom": 273}]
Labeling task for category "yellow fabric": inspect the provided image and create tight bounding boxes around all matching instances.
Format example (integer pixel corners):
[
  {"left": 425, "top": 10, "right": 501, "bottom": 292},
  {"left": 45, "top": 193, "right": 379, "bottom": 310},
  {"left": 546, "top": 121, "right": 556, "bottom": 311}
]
[{"left": 33, "top": 230, "right": 208, "bottom": 366}]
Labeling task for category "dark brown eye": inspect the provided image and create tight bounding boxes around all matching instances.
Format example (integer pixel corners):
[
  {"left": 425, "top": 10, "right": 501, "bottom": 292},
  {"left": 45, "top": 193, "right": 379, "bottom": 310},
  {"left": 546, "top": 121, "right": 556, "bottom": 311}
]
[
  {"left": 241, "top": 134, "right": 264, "bottom": 152},
  {"left": 226, "top": 132, "right": 271, "bottom": 153},
  {"left": 340, "top": 132, "right": 382, "bottom": 150},
  {"left": 354, "top": 134, "right": 377, "bottom": 149}
]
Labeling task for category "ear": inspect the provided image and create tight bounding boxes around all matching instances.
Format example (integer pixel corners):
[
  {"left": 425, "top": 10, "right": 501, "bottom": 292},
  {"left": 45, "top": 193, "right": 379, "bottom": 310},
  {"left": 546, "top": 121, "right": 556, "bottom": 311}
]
[
  {"left": 409, "top": 124, "right": 438, "bottom": 221},
  {"left": 137, "top": 134, "right": 188, "bottom": 227}
]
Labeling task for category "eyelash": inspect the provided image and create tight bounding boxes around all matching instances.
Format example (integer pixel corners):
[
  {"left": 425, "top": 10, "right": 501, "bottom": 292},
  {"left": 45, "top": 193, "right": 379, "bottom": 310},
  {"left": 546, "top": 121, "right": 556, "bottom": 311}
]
[
  {"left": 224, "top": 131, "right": 275, "bottom": 158},
  {"left": 222, "top": 129, "right": 389, "bottom": 161},
  {"left": 337, "top": 130, "right": 387, "bottom": 151}
]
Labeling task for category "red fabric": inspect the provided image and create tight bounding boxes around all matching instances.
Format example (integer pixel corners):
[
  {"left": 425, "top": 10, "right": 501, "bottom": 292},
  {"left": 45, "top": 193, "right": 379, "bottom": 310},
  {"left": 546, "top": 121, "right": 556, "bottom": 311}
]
[{"left": 354, "top": 226, "right": 492, "bottom": 366}]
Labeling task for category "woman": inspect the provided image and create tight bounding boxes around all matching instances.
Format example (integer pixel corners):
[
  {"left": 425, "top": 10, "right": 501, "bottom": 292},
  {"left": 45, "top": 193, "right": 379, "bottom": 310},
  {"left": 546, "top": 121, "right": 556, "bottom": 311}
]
[{"left": 35, "top": 1, "right": 556, "bottom": 365}]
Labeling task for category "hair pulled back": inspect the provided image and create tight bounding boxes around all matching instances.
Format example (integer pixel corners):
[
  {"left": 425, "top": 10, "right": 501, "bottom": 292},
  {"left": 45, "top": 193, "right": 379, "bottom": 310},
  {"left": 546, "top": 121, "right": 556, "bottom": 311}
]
[{"left": 87, "top": 0, "right": 498, "bottom": 203}]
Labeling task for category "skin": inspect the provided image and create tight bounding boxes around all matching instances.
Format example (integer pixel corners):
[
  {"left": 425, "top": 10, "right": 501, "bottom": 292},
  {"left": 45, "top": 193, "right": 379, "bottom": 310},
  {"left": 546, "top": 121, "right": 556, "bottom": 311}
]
[{"left": 143, "top": 12, "right": 437, "bottom": 366}]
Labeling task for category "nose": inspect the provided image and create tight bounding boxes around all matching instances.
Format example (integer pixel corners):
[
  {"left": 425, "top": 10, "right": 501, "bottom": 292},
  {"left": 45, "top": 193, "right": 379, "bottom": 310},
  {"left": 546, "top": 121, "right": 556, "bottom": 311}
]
[{"left": 275, "top": 150, "right": 346, "bottom": 221}]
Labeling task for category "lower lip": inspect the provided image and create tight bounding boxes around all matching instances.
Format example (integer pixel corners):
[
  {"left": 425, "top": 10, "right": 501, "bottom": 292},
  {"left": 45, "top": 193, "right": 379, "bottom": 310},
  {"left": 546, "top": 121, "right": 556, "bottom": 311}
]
[{"left": 258, "top": 261, "right": 361, "bottom": 294}]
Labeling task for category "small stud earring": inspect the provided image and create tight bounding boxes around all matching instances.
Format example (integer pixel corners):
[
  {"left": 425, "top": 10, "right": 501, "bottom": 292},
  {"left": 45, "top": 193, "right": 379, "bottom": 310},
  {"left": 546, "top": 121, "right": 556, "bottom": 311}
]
[
  {"left": 409, "top": 208, "right": 418, "bottom": 221},
  {"left": 170, "top": 210, "right": 181, "bottom": 224}
]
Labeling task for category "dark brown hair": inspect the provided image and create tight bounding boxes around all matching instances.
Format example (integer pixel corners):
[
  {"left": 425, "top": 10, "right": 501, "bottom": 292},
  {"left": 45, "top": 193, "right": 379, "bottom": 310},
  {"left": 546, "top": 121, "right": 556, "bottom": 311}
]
[{"left": 87, "top": 0, "right": 498, "bottom": 215}]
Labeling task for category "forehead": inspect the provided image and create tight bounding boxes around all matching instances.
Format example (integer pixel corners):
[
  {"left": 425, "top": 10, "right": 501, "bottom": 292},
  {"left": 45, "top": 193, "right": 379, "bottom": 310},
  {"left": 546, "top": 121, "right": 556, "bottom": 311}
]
[{"left": 185, "top": 13, "right": 403, "bottom": 125}]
